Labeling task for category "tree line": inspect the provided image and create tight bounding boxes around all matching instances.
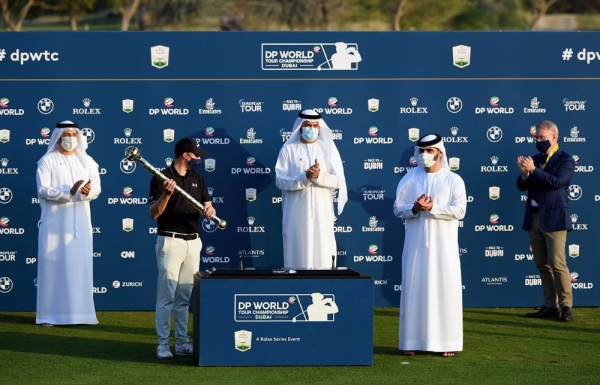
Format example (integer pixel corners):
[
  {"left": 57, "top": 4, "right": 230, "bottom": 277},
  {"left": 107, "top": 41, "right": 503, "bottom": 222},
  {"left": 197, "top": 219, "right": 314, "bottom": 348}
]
[{"left": 2, "top": 0, "right": 600, "bottom": 31}]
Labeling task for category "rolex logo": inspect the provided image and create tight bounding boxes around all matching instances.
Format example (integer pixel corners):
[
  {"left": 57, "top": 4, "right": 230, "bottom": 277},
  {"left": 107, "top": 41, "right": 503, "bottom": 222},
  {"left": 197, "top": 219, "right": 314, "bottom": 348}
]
[
  {"left": 490, "top": 156, "right": 499, "bottom": 165},
  {"left": 124, "top": 127, "right": 132, "bottom": 137},
  {"left": 450, "top": 126, "right": 459, "bottom": 136},
  {"left": 410, "top": 97, "right": 418, "bottom": 107},
  {"left": 570, "top": 214, "right": 578, "bottom": 223},
  {"left": 83, "top": 98, "right": 91, "bottom": 108},
  {"left": 165, "top": 157, "right": 173, "bottom": 166},
  {"left": 247, "top": 216, "right": 255, "bottom": 226},
  {"left": 207, "top": 187, "right": 214, "bottom": 196},
  {"left": 1, "top": 158, "right": 7, "bottom": 167}
]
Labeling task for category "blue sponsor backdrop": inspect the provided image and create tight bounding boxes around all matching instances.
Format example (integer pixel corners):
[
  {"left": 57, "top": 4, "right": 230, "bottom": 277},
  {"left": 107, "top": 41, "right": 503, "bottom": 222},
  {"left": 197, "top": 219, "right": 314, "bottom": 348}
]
[{"left": 0, "top": 32, "right": 598, "bottom": 310}]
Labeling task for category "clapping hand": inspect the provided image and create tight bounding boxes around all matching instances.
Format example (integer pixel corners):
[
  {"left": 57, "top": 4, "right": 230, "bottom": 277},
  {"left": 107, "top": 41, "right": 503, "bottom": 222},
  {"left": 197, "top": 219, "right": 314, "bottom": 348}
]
[{"left": 306, "top": 159, "right": 320, "bottom": 180}]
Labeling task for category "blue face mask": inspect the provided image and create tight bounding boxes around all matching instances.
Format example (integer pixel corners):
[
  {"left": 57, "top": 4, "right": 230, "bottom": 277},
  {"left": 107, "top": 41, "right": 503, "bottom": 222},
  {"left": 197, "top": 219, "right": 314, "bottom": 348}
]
[
  {"left": 536, "top": 140, "right": 551, "bottom": 154},
  {"left": 301, "top": 127, "right": 319, "bottom": 142},
  {"left": 186, "top": 156, "right": 202, "bottom": 171}
]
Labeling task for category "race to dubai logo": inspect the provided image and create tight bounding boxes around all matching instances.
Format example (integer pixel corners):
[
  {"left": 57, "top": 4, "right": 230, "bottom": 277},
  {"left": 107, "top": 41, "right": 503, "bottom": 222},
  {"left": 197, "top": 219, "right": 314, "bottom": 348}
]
[
  {"left": 489, "top": 186, "right": 500, "bottom": 200},
  {"left": 0, "top": 129, "right": 10, "bottom": 143},
  {"left": 368, "top": 98, "right": 379, "bottom": 112},
  {"left": 122, "top": 99, "right": 134, "bottom": 113},
  {"left": 150, "top": 45, "right": 169, "bottom": 69},
  {"left": 449, "top": 157, "right": 460, "bottom": 171},
  {"left": 452, "top": 45, "right": 470, "bottom": 68},
  {"left": 261, "top": 42, "right": 361, "bottom": 71}
]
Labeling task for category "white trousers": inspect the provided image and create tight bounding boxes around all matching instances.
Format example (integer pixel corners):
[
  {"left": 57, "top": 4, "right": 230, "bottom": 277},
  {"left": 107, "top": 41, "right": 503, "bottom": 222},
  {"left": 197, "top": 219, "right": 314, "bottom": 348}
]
[{"left": 155, "top": 235, "right": 201, "bottom": 345}]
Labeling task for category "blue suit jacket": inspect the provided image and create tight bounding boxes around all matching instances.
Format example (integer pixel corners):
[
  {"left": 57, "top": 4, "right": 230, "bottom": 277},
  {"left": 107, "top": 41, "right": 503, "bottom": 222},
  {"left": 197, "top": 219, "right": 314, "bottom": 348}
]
[{"left": 516, "top": 150, "right": 575, "bottom": 232}]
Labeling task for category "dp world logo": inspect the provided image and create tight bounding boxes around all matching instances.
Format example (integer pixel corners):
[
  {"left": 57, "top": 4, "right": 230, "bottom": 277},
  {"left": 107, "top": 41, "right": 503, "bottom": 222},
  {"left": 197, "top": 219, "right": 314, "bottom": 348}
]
[
  {"left": 37, "top": 98, "right": 54, "bottom": 114},
  {"left": 568, "top": 185, "right": 582, "bottom": 200},
  {"left": 120, "top": 158, "right": 136, "bottom": 174},
  {"left": 446, "top": 97, "right": 462, "bottom": 113},
  {"left": 487, "top": 126, "right": 503, "bottom": 142},
  {"left": 368, "top": 244, "right": 378, "bottom": 255},
  {"left": 0, "top": 277, "right": 13, "bottom": 293},
  {"left": 489, "top": 213, "right": 499, "bottom": 224},
  {"left": 368, "top": 126, "right": 378, "bottom": 137}
]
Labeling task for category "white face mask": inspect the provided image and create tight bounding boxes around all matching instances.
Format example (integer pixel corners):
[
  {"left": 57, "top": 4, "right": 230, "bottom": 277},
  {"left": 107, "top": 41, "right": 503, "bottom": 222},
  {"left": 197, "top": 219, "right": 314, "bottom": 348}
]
[
  {"left": 418, "top": 153, "right": 436, "bottom": 168},
  {"left": 61, "top": 137, "right": 78, "bottom": 152}
]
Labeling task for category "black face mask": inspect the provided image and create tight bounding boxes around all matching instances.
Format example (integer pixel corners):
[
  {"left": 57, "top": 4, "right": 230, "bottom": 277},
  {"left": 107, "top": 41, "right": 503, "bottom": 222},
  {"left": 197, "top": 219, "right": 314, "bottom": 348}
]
[
  {"left": 536, "top": 140, "right": 551, "bottom": 154},
  {"left": 186, "top": 157, "right": 202, "bottom": 171}
]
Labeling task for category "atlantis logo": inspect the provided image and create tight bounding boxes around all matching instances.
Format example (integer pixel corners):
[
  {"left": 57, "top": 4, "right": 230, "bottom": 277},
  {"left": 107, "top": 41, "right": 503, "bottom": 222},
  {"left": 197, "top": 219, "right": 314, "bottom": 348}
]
[{"left": 481, "top": 277, "right": 508, "bottom": 285}]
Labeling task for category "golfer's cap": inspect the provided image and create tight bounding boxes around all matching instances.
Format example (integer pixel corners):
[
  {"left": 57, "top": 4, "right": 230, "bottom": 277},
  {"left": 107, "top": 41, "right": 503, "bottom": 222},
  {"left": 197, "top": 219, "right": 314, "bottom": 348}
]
[{"left": 174, "top": 137, "right": 208, "bottom": 157}]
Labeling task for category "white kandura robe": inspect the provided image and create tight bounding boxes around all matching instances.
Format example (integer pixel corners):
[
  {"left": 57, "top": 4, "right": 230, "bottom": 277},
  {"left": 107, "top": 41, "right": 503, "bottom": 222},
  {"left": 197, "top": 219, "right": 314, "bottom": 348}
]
[
  {"left": 393, "top": 168, "right": 466, "bottom": 352},
  {"left": 276, "top": 141, "right": 338, "bottom": 269},
  {"left": 36, "top": 152, "right": 101, "bottom": 325}
]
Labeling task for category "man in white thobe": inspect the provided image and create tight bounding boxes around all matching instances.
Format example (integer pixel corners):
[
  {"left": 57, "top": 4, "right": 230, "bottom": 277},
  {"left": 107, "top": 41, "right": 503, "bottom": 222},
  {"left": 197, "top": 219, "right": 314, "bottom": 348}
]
[
  {"left": 275, "top": 109, "right": 347, "bottom": 269},
  {"left": 393, "top": 134, "right": 466, "bottom": 357},
  {"left": 36, "top": 120, "right": 101, "bottom": 325}
]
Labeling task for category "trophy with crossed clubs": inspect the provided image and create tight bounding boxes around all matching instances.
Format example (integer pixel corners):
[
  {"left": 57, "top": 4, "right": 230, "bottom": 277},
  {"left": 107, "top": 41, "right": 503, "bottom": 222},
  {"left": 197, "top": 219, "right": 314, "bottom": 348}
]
[{"left": 124, "top": 146, "right": 226, "bottom": 229}]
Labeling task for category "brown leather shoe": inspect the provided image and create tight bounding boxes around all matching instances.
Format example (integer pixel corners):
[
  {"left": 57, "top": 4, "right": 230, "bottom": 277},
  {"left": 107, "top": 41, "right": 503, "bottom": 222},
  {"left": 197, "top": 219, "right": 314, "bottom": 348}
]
[
  {"left": 560, "top": 306, "right": 574, "bottom": 321},
  {"left": 525, "top": 306, "right": 560, "bottom": 318}
]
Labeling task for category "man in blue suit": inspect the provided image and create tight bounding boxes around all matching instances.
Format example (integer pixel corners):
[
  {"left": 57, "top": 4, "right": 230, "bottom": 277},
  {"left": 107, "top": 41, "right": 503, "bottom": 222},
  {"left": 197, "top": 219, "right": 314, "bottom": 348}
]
[{"left": 516, "top": 120, "right": 575, "bottom": 322}]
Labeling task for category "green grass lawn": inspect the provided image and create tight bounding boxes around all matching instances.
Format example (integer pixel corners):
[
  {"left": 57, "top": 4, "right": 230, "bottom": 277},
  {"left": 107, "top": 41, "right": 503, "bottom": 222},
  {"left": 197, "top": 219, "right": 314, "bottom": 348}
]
[{"left": 1, "top": 308, "right": 599, "bottom": 384}]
